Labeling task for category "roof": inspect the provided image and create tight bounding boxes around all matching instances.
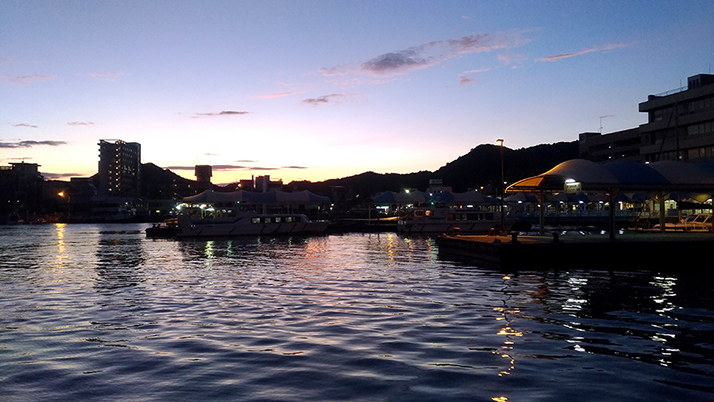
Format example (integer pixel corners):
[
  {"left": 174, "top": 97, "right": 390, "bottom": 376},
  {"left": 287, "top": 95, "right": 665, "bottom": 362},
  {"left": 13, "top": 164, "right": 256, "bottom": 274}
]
[
  {"left": 371, "top": 190, "right": 498, "bottom": 204},
  {"left": 182, "top": 189, "right": 331, "bottom": 204},
  {"left": 507, "top": 159, "right": 714, "bottom": 193}
]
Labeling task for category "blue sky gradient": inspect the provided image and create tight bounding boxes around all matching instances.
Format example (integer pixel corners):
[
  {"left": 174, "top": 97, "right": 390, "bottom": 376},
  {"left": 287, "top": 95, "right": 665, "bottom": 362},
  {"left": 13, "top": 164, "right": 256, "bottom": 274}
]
[{"left": 2, "top": 1, "right": 713, "bottom": 184}]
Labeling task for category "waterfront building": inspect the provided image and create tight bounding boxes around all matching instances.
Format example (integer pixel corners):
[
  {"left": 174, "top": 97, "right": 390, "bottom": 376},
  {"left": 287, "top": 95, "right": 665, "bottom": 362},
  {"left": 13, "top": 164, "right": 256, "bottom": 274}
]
[
  {"left": 0, "top": 162, "right": 44, "bottom": 221},
  {"left": 98, "top": 140, "right": 141, "bottom": 196},
  {"left": 579, "top": 73, "right": 714, "bottom": 163}
]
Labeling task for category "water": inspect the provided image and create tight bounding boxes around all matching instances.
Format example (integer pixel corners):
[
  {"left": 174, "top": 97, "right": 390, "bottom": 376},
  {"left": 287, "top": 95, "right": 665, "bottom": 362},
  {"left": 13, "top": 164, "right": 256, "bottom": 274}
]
[{"left": 1, "top": 224, "right": 713, "bottom": 401}]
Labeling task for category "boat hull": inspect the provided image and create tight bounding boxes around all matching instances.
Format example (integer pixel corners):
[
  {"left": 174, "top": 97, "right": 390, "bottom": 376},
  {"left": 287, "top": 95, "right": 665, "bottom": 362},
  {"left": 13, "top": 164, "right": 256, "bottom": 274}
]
[{"left": 175, "top": 216, "right": 329, "bottom": 237}]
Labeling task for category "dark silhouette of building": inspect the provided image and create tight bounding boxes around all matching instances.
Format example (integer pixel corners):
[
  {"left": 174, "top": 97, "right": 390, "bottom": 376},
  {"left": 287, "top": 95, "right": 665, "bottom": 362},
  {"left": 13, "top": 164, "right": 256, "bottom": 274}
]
[
  {"left": 98, "top": 140, "right": 141, "bottom": 196},
  {"left": 579, "top": 73, "right": 714, "bottom": 163},
  {"left": 0, "top": 162, "right": 44, "bottom": 222},
  {"left": 195, "top": 165, "right": 212, "bottom": 192}
]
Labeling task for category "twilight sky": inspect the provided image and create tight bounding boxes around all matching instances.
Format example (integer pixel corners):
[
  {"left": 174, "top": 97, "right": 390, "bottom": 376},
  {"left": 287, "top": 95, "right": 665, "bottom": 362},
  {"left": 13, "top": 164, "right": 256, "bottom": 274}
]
[{"left": 1, "top": 1, "right": 713, "bottom": 184}]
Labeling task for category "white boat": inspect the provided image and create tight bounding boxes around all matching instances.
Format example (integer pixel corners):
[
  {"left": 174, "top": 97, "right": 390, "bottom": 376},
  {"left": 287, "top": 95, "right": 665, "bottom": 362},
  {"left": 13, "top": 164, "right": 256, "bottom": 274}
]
[
  {"left": 175, "top": 207, "right": 329, "bottom": 237},
  {"left": 397, "top": 206, "right": 514, "bottom": 234}
]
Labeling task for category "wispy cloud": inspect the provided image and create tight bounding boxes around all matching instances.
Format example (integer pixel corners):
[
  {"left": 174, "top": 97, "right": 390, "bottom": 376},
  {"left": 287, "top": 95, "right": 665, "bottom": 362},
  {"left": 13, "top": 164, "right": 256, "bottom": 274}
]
[
  {"left": 0, "top": 140, "right": 67, "bottom": 149},
  {"left": 302, "top": 93, "right": 357, "bottom": 106},
  {"left": 191, "top": 110, "right": 250, "bottom": 118},
  {"left": 321, "top": 30, "right": 530, "bottom": 78},
  {"left": 497, "top": 52, "right": 527, "bottom": 66},
  {"left": 67, "top": 121, "right": 95, "bottom": 126},
  {"left": 4, "top": 74, "right": 57, "bottom": 85},
  {"left": 166, "top": 164, "right": 308, "bottom": 171},
  {"left": 11, "top": 123, "right": 39, "bottom": 128},
  {"left": 258, "top": 91, "right": 302, "bottom": 99},
  {"left": 458, "top": 68, "right": 490, "bottom": 86},
  {"left": 536, "top": 43, "right": 629, "bottom": 62}
]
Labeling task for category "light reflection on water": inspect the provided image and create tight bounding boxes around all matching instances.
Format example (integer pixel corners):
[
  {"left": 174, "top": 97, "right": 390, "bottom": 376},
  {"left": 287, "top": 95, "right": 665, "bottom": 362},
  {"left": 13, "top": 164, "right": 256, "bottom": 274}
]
[{"left": 0, "top": 223, "right": 713, "bottom": 401}]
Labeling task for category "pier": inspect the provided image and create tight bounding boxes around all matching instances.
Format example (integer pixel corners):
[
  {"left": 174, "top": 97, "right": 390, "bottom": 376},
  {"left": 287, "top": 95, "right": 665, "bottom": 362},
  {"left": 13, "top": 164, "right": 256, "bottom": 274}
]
[{"left": 435, "top": 231, "right": 714, "bottom": 273}]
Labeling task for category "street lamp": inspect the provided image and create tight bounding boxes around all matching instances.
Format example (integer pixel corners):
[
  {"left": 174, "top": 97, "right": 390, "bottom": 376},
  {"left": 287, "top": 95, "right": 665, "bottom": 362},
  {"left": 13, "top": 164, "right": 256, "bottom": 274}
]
[
  {"left": 496, "top": 139, "right": 505, "bottom": 234},
  {"left": 58, "top": 191, "right": 70, "bottom": 222}
]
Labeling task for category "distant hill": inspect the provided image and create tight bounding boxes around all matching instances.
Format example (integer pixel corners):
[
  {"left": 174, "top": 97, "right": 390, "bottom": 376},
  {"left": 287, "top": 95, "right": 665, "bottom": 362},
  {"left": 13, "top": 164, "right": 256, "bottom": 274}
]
[
  {"left": 290, "top": 141, "right": 579, "bottom": 197},
  {"left": 138, "top": 141, "right": 580, "bottom": 199},
  {"left": 140, "top": 163, "right": 197, "bottom": 198}
]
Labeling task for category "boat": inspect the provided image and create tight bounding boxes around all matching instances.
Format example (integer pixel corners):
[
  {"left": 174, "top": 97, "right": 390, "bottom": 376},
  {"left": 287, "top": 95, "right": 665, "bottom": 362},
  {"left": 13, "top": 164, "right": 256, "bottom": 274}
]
[
  {"left": 145, "top": 218, "right": 179, "bottom": 238},
  {"left": 397, "top": 205, "right": 516, "bottom": 234},
  {"left": 174, "top": 206, "right": 329, "bottom": 238},
  {"left": 652, "top": 213, "right": 712, "bottom": 232}
]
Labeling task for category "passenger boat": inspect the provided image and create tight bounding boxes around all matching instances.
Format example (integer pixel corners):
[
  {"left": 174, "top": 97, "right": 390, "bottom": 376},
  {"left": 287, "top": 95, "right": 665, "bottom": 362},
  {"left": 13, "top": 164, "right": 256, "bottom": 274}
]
[
  {"left": 397, "top": 205, "right": 515, "bottom": 234},
  {"left": 174, "top": 207, "right": 329, "bottom": 238}
]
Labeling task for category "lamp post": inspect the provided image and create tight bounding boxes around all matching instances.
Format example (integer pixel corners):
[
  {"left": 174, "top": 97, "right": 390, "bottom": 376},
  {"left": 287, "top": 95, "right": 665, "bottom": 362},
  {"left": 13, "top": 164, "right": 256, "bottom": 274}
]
[
  {"left": 496, "top": 139, "right": 505, "bottom": 234},
  {"left": 58, "top": 191, "right": 70, "bottom": 222}
]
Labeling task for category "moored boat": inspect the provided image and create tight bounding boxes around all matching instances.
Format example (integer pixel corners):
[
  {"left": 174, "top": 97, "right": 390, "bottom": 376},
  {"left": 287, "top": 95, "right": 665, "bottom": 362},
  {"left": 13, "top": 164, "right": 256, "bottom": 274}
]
[
  {"left": 397, "top": 205, "right": 515, "bottom": 234},
  {"left": 175, "top": 207, "right": 328, "bottom": 237}
]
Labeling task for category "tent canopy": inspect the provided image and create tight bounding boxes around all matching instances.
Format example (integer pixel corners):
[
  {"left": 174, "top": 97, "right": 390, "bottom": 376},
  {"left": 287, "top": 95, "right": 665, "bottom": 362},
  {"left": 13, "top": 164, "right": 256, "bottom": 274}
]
[{"left": 507, "top": 159, "right": 714, "bottom": 193}]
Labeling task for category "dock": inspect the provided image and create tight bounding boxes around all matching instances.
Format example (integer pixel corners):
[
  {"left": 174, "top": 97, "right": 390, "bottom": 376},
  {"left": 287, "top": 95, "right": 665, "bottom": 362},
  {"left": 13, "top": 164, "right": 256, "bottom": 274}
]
[{"left": 435, "top": 231, "right": 714, "bottom": 272}]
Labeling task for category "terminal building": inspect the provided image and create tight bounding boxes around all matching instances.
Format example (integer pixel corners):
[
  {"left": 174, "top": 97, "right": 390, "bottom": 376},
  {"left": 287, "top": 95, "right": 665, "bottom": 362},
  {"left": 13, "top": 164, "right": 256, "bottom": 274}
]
[{"left": 579, "top": 73, "right": 714, "bottom": 164}]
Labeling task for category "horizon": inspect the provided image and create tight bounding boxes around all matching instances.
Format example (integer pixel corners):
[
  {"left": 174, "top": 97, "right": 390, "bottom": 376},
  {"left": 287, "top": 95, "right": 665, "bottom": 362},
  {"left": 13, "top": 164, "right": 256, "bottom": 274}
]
[{"left": 2, "top": 1, "right": 713, "bottom": 184}]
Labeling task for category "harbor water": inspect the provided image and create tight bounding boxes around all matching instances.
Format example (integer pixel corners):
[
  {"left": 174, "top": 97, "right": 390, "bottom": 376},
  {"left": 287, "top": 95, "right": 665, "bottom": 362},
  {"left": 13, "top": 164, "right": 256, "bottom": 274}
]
[{"left": 1, "top": 224, "right": 713, "bottom": 401}]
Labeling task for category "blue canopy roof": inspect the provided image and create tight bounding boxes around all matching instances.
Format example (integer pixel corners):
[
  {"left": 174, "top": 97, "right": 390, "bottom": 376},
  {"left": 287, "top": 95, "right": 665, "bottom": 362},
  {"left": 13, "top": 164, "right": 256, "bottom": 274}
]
[{"left": 507, "top": 159, "right": 714, "bottom": 193}]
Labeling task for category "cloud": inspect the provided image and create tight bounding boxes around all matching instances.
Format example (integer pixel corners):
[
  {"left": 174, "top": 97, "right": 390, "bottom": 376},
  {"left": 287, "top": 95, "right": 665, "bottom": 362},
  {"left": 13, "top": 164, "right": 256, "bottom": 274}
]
[
  {"left": 191, "top": 110, "right": 250, "bottom": 118},
  {"left": 321, "top": 30, "right": 530, "bottom": 78},
  {"left": 259, "top": 91, "right": 302, "bottom": 99},
  {"left": 4, "top": 74, "right": 56, "bottom": 85},
  {"left": 89, "top": 72, "right": 123, "bottom": 81},
  {"left": 536, "top": 43, "right": 629, "bottom": 62},
  {"left": 67, "top": 121, "right": 95, "bottom": 126},
  {"left": 166, "top": 164, "right": 307, "bottom": 172},
  {"left": 302, "top": 93, "right": 357, "bottom": 106},
  {"left": 497, "top": 52, "right": 527, "bottom": 66},
  {"left": 458, "top": 68, "right": 490, "bottom": 86},
  {"left": 12, "top": 123, "right": 39, "bottom": 128},
  {"left": 0, "top": 140, "right": 67, "bottom": 149}
]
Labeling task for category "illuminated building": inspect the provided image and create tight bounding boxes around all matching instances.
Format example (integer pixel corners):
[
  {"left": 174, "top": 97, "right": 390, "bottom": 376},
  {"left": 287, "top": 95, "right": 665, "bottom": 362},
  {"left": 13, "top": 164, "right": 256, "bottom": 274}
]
[{"left": 97, "top": 140, "right": 141, "bottom": 196}]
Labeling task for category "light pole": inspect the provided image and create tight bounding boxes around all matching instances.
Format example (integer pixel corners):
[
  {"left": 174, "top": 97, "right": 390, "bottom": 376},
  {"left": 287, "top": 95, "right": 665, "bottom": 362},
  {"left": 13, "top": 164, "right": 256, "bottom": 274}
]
[
  {"left": 496, "top": 139, "right": 505, "bottom": 234},
  {"left": 58, "top": 191, "right": 70, "bottom": 222}
]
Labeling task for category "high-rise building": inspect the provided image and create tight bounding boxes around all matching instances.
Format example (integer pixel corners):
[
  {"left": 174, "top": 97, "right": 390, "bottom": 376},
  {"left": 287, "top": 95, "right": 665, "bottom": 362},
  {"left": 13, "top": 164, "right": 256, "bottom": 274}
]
[{"left": 98, "top": 140, "right": 141, "bottom": 196}]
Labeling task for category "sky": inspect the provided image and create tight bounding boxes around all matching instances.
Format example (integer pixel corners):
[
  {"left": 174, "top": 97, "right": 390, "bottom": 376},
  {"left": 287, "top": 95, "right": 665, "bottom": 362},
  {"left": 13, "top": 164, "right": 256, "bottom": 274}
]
[{"left": 1, "top": 1, "right": 713, "bottom": 185}]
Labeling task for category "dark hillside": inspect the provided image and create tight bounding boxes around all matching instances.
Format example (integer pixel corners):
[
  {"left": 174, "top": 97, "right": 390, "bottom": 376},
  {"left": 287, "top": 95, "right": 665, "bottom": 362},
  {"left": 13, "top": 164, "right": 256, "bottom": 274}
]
[{"left": 292, "top": 141, "right": 579, "bottom": 196}]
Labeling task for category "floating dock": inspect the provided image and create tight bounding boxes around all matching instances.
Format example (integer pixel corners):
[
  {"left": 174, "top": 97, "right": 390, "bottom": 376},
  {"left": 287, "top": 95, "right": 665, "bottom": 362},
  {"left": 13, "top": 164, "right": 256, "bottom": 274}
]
[{"left": 435, "top": 232, "right": 714, "bottom": 272}]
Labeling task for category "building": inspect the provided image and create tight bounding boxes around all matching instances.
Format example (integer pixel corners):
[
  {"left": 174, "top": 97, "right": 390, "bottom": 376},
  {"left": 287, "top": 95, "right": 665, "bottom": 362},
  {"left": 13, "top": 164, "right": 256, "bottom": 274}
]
[
  {"left": 639, "top": 74, "right": 714, "bottom": 162},
  {"left": 98, "top": 140, "right": 141, "bottom": 196},
  {"left": 194, "top": 165, "right": 212, "bottom": 192},
  {"left": 579, "top": 74, "right": 714, "bottom": 163},
  {"left": 578, "top": 128, "right": 641, "bottom": 162},
  {"left": 0, "top": 162, "right": 44, "bottom": 221}
]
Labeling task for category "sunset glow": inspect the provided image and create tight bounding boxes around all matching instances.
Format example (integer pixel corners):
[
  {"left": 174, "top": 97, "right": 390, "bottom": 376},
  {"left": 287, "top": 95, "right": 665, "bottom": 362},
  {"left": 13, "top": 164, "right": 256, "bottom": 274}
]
[{"left": 2, "top": 1, "right": 712, "bottom": 184}]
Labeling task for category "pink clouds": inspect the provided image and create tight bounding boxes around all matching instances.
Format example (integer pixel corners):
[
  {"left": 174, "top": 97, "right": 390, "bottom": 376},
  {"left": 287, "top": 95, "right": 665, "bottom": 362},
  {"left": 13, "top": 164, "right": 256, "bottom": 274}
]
[
  {"left": 321, "top": 30, "right": 531, "bottom": 78},
  {"left": 536, "top": 43, "right": 629, "bottom": 62},
  {"left": 4, "top": 74, "right": 56, "bottom": 85}
]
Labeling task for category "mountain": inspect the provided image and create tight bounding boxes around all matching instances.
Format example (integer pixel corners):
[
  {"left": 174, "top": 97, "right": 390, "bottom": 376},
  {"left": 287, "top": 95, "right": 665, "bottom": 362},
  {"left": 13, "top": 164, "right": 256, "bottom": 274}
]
[{"left": 290, "top": 141, "right": 579, "bottom": 197}]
